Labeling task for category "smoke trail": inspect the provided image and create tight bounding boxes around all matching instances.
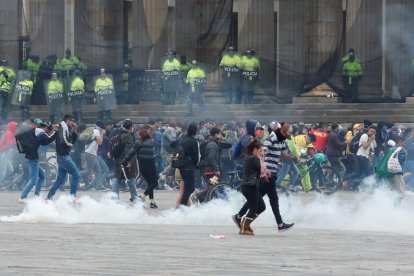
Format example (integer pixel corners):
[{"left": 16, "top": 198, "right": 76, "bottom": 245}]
[{"left": 1, "top": 185, "right": 413, "bottom": 235}]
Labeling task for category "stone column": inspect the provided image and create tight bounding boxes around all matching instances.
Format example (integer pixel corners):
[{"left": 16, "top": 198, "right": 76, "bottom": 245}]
[{"left": 64, "top": 0, "right": 75, "bottom": 53}]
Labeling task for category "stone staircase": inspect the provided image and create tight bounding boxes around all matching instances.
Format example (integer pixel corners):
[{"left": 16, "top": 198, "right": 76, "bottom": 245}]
[{"left": 7, "top": 101, "right": 414, "bottom": 124}]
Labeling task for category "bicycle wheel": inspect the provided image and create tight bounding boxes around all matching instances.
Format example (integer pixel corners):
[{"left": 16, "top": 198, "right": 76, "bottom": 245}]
[
  {"left": 206, "top": 183, "right": 233, "bottom": 201},
  {"left": 310, "top": 165, "right": 341, "bottom": 195},
  {"left": 40, "top": 162, "right": 57, "bottom": 191},
  {"left": 47, "top": 155, "right": 57, "bottom": 168}
]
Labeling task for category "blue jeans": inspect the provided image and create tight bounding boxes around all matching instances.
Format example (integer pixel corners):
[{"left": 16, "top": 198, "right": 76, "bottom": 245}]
[
  {"left": 111, "top": 177, "right": 138, "bottom": 201},
  {"left": 47, "top": 155, "right": 81, "bottom": 199},
  {"left": 275, "top": 159, "right": 299, "bottom": 186},
  {"left": 21, "top": 159, "right": 45, "bottom": 199},
  {"left": 97, "top": 155, "right": 109, "bottom": 183}
]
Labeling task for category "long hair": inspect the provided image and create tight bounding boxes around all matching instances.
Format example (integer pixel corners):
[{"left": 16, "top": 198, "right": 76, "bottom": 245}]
[
  {"left": 138, "top": 129, "right": 151, "bottom": 140},
  {"left": 246, "top": 139, "right": 262, "bottom": 155}
]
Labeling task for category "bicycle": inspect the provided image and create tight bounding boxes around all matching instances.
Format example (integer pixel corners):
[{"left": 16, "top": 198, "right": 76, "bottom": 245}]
[
  {"left": 205, "top": 164, "right": 243, "bottom": 202},
  {"left": 289, "top": 153, "right": 341, "bottom": 195}
]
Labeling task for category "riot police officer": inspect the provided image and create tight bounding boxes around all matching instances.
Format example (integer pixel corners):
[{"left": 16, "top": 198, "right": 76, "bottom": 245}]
[
  {"left": 68, "top": 70, "right": 85, "bottom": 123},
  {"left": 219, "top": 46, "right": 241, "bottom": 104},
  {"left": 0, "top": 60, "right": 16, "bottom": 123},
  {"left": 240, "top": 50, "right": 260, "bottom": 104},
  {"left": 185, "top": 60, "right": 206, "bottom": 116},
  {"left": 46, "top": 72, "right": 64, "bottom": 123},
  {"left": 161, "top": 50, "right": 180, "bottom": 105}
]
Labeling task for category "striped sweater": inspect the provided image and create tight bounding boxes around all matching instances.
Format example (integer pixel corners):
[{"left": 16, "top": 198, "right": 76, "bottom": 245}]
[{"left": 263, "top": 131, "right": 287, "bottom": 174}]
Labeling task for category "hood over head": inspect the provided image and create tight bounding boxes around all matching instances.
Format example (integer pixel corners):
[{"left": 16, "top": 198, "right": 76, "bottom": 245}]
[{"left": 245, "top": 119, "right": 259, "bottom": 137}]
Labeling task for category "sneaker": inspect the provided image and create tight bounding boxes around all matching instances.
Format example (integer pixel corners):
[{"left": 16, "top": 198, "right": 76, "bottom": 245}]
[
  {"left": 190, "top": 193, "right": 198, "bottom": 204},
  {"left": 19, "top": 198, "right": 27, "bottom": 204},
  {"left": 150, "top": 202, "right": 158, "bottom": 209},
  {"left": 231, "top": 214, "right": 242, "bottom": 230},
  {"left": 164, "top": 184, "right": 174, "bottom": 191},
  {"left": 278, "top": 222, "right": 294, "bottom": 232},
  {"left": 159, "top": 173, "right": 166, "bottom": 181}
]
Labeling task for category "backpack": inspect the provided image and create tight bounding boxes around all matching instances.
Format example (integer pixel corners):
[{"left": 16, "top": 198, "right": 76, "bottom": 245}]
[
  {"left": 15, "top": 128, "right": 36, "bottom": 154},
  {"left": 109, "top": 132, "right": 123, "bottom": 159},
  {"left": 375, "top": 146, "right": 397, "bottom": 180},
  {"left": 171, "top": 144, "right": 188, "bottom": 169},
  {"left": 198, "top": 140, "right": 212, "bottom": 167},
  {"left": 349, "top": 131, "right": 364, "bottom": 154},
  {"left": 232, "top": 139, "right": 242, "bottom": 160},
  {"left": 79, "top": 126, "right": 95, "bottom": 144}
]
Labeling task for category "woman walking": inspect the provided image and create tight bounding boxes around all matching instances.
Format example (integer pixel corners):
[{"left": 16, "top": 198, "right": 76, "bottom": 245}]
[
  {"left": 237, "top": 139, "right": 266, "bottom": 235},
  {"left": 123, "top": 128, "right": 159, "bottom": 208}
]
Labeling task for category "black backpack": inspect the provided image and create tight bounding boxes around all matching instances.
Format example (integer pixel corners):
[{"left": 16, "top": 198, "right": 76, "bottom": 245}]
[
  {"left": 109, "top": 132, "right": 123, "bottom": 159},
  {"left": 171, "top": 144, "right": 188, "bottom": 169},
  {"left": 349, "top": 131, "right": 364, "bottom": 154},
  {"left": 15, "top": 128, "right": 36, "bottom": 154}
]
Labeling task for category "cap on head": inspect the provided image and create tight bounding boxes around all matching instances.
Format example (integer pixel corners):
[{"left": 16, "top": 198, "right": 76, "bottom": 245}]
[
  {"left": 32, "top": 118, "right": 43, "bottom": 126},
  {"left": 246, "top": 49, "right": 252, "bottom": 55},
  {"left": 269, "top": 121, "right": 281, "bottom": 132},
  {"left": 100, "top": 68, "right": 106, "bottom": 74},
  {"left": 96, "top": 120, "right": 105, "bottom": 129},
  {"left": 51, "top": 72, "right": 57, "bottom": 78}
]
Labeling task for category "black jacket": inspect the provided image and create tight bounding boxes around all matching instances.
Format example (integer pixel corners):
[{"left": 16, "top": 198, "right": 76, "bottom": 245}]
[
  {"left": 204, "top": 138, "right": 220, "bottom": 171},
  {"left": 23, "top": 128, "right": 57, "bottom": 160},
  {"left": 55, "top": 123, "right": 77, "bottom": 156},
  {"left": 325, "top": 131, "right": 345, "bottom": 157},
  {"left": 180, "top": 135, "right": 200, "bottom": 169},
  {"left": 123, "top": 136, "right": 155, "bottom": 165}
]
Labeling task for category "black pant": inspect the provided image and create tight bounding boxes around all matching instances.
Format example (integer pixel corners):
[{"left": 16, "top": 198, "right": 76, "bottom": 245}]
[
  {"left": 239, "top": 185, "right": 266, "bottom": 218},
  {"left": 343, "top": 76, "right": 359, "bottom": 102},
  {"left": 238, "top": 175, "right": 282, "bottom": 224},
  {"left": 180, "top": 168, "right": 195, "bottom": 205},
  {"left": 98, "top": 110, "right": 111, "bottom": 121},
  {"left": 0, "top": 92, "right": 10, "bottom": 122},
  {"left": 139, "top": 159, "right": 158, "bottom": 200},
  {"left": 327, "top": 155, "right": 346, "bottom": 178}
]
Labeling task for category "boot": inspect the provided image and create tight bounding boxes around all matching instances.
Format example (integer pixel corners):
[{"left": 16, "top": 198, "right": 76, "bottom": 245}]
[
  {"left": 240, "top": 215, "right": 256, "bottom": 235},
  {"left": 231, "top": 214, "right": 242, "bottom": 230}
]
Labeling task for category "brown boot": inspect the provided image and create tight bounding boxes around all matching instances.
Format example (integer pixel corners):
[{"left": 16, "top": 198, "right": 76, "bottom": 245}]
[{"left": 240, "top": 216, "right": 255, "bottom": 235}]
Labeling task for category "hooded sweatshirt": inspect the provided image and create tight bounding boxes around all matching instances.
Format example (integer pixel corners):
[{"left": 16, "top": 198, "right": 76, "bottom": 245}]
[
  {"left": 0, "top": 122, "right": 18, "bottom": 151},
  {"left": 234, "top": 119, "right": 259, "bottom": 164}
]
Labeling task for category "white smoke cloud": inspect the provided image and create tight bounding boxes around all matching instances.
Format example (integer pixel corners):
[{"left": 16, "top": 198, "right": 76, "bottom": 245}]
[{"left": 1, "top": 186, "right": 413, "bottom": 236}]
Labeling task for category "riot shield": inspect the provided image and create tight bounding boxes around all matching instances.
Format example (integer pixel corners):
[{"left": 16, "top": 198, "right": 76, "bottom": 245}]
[
  {"left": 93, "top": 74, "right": 116, "bottom": 110},
  {"left": 66, "top": 76, "right": 85, "bottom": 112},
  {"left": 44, "top": 78, "right": 64, "bottom": 118},
  {"left": 11, "top": 70, "right": 34, "bottom": 107}
]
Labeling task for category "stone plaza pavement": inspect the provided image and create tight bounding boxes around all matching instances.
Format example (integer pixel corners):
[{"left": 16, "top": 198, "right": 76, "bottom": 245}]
[{"left": 0, "top": 190, "right": 413, "bottom": 275}]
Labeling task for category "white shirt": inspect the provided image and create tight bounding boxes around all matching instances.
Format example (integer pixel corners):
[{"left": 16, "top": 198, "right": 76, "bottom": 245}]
[
  {"left": 85, "top": 129, "right": 101, "bottom": 156},
  {"left": 357, "top": 133, "right": 376, "bottom": 159}
]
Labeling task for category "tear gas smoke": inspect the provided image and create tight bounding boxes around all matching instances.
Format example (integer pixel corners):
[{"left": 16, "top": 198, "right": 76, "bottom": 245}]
[{"left": 2, "top": 179, "right": 413, "bottom": 236}]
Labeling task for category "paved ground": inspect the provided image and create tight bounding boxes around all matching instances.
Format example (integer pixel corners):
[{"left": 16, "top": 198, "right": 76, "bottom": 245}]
[{"left": 0, "top": 190, "right": 413, "bottom": 275}]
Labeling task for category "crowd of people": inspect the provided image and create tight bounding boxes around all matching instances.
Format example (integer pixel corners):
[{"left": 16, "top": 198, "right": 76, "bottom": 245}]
[{"left": 0, "top": 113, "right": 412, "bottom": 235}]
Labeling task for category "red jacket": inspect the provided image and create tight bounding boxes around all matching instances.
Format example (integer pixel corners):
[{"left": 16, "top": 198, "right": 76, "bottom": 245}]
[
  {"left": 310, "top": 129, "right": 329, "bottom": 152},
  {"left": 0, "top": 122, "right": 18, "bottom": 151}
]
